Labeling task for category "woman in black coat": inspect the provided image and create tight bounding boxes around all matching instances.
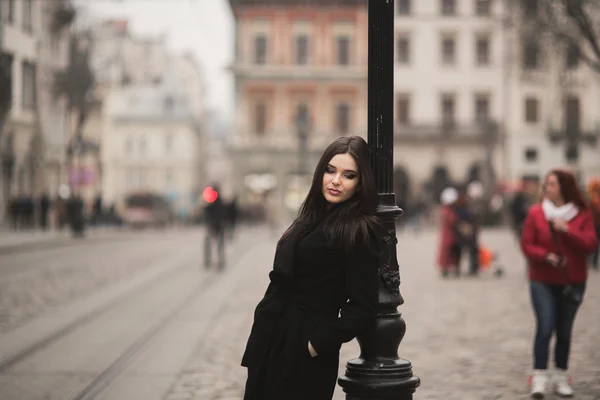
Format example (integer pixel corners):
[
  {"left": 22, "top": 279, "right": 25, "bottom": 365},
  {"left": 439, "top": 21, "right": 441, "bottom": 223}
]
[{"left": 241, "top": 136, "right": 381, "bottom": 400}]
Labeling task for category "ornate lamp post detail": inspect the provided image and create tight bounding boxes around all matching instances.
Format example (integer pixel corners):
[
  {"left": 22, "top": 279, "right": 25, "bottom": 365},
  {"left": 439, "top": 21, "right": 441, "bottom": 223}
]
[{"left": 338, "top": 1, "right": 420, "bottom": 399}]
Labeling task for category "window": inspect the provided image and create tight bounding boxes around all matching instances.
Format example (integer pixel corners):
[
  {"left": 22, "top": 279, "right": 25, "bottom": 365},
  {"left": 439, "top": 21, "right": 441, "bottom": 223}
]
[
  {"left": 164, "top": 96, "right": 174, "bottom": 112},
  {"left": 337, "top": 36, "right": 350, "bottom": 66},
  {"left": 441, "top": 94, "right": 456, "bottom": 126},
  {"left": 139, "top": 135, "right": 147, "bottom": 155},
  {"left": 565, "top": 44, "right": 580, "bottom": 69},
  {"left": 22, "top": 62, "right": 36, "bottom": 109},
  {"left": 165, "top": 133, "right": 173, "bottom": 154},
  {"left": 476, "top": 36, "right": 490, "bottom": 65},
  {"left": 441, "top": 36, "right": 456, "bottom": 65},
  {"left": 22, "top": 0, "right": 33, "bottom": 32},
  {"left": 564, "top": 96, "right": 580, "bottom": 135},
  {"left": 397, "top": 36, "right": 410, "bottom": 64},
  {"left": 523, "top": 0, "right": 538, "bottom": 18},
  {"left": 397, "top": 95, "right": 410, "bottom": 124},
  {"left": 475, "top": 94, "right": 490, "bottom": 122},
  {"left": 295, "top": 103, "right": 310, "bottom": 135},
  {"left": 166, "top": 169, "right": 174, "bottom": 185},
  {"left": 524, "top": 147, "right": 538, "bottom": 162},
  {"left": 523, "top": 40, "right": 539, "bottom": 69},
  {"left": 397, "top": 0, "right": 411, "bottom": 15},
  {"left": 524, "top": 97, "right": 539, "bottom": 123},
  {"left": 125, "top": 137, "right": 133, "bottom": 154},
  {"left": 6, "top": 0, "right": 15, "bottom": 23},
  {"left": 475, "top": 0, "right": 491, "bottom": 16},
  {"left": 254, "top": 35, "right": 268, "bottom": 65},
  {"left": 254, "top": 102, "right": 267, "bottom": 135},
  {"left": 336, "top": 103, "right": 351, "bottom": 134},
  {"left": 295, "top": 35, "right": 309, "bottom": 65},
  {"left": 441, "top": 0, "right": 456, "bottom": 15}
]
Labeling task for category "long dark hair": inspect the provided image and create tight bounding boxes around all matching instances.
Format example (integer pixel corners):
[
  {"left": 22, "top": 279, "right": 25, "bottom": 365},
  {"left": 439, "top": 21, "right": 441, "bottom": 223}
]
[
  {"left": 279, "top": 136, "right": 380, "bottom": 251},
  {"left": 548, "top": 169, "right": 588, "bottom": 209}
]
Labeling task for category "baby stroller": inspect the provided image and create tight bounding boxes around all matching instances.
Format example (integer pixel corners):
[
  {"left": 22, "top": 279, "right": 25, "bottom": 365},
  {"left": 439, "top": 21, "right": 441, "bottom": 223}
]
[{"left": 479, "top": 245, "right": 505, "bottom": 277}]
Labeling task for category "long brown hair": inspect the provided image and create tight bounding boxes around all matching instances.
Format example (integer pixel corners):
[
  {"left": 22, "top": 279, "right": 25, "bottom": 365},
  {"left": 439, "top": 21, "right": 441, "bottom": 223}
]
[
  {"left": 279, "top": 136, "right": 380, "bottom": 251},
  {"left": 548, "top": 169, "right": 588, "bottom": 209}
]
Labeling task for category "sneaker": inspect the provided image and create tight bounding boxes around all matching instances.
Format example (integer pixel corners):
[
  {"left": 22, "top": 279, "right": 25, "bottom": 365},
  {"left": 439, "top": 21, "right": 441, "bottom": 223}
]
[
  {"left": 529, "top": 370, "right": 548, "bottom": 399},
  {"left": 553, "top": 369, "right": 574, "bottom": 397}
]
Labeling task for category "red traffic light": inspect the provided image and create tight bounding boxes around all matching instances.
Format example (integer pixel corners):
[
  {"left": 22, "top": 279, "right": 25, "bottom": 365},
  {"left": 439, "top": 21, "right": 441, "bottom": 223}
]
[{"left": 203, "top": 186, "right": 219, "bottom": 203}]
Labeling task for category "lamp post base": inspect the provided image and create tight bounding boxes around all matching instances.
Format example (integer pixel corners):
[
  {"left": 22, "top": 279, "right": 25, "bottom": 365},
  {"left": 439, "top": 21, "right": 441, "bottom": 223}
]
[{"left": 339, "top": 357, "right": 419, "bottom": 399}]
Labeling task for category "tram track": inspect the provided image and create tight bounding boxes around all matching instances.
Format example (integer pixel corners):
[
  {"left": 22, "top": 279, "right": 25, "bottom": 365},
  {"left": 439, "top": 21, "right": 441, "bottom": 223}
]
[{"left": 0, "top": 227, "right": 262, "bottom": 400}]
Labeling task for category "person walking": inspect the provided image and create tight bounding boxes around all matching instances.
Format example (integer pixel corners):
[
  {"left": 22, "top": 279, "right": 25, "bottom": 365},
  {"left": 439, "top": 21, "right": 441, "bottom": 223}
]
[
  {"left": 241, "top": 136, "right": 381, "bottom": 400},
  {"left": 203, "top": 184, "right": 227, "bottom": 269},
  {"left": 521, "top": 169, "right": 597, "bottom": 398},
  {"left": 39, "top": 192, "right": 51, "bottom": 231},
  {"left": 437, "top": 187, "right": 460, "bottom": 278},
  {"left": 587, "top": 178, "right": 600, "bottom": 270}
]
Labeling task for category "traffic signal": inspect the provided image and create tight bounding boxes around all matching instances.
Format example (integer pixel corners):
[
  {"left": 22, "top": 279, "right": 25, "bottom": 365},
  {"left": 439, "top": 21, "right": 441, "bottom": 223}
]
[{"left": 203, "top": 186, "right": 218, "bottom": 203}]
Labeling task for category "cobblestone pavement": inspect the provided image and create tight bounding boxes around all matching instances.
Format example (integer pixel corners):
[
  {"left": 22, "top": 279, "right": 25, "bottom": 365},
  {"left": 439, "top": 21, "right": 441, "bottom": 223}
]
[
  {"left": 0, "top": 228, "right": 207, "bottom": 334},
  {"left": 164, "top": 227, "right": 600, "bottom": 400}
]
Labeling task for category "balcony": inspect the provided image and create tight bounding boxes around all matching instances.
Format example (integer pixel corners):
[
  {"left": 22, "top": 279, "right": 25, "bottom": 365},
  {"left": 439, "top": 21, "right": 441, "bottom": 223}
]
[
  {"left": 394, "top": 121, "right": 500, "bottom": 144},
  {"left": 547, "top": 126, "right": 599, "bottom": 146},
  {"left": 230, "top": 62, "right": 367, "bottom": 81}
]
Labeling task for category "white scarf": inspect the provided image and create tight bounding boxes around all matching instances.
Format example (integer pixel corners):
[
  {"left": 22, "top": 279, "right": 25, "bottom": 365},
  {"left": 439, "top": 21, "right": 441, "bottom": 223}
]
[{"left": 541, "top": 198, "right": 579, "bottom": 221}]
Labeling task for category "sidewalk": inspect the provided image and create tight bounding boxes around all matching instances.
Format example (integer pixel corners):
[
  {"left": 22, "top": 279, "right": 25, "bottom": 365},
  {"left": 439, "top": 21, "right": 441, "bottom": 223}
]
[
  {"left": 163, "top": 227, "right": 600, "bottom": 400},
  {"left": 0, "top": 225, "right": 126, "bottom": 253}
]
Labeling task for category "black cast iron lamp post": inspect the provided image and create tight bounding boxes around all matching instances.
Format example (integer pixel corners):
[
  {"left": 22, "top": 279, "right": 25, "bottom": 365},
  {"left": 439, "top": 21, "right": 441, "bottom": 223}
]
[{"left": 337, "top": 0, "right": 420, "bottom": 398}]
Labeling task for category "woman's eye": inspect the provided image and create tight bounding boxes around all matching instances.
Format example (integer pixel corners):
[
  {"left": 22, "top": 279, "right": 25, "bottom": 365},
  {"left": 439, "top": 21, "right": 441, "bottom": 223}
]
[
  {"left": 345, "top": 174, "right": 356, "bottom": 180},
  {"left": 326, "top": 167, "right": 334, "bottom": 173}
]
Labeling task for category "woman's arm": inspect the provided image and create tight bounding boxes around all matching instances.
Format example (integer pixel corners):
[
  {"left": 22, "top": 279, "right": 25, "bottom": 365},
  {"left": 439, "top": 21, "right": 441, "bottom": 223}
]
[
  {"left": 520, "top": 210, "right": 549, "bottom": 263},
  {"left": 562, "top": 212, "right": 598, "bottom": 253},
  {"left": 309, "top": 238, "right": 379, "bottom": 355}
]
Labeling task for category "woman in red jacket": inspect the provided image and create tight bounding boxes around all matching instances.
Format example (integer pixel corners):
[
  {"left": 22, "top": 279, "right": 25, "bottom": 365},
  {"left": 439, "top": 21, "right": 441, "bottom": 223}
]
[{"left": 521, "top": 170, "right": 598, "bottom": 398}]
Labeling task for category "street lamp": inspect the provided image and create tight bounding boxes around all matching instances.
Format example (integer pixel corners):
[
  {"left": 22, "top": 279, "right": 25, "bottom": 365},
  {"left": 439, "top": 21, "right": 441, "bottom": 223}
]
[{"left": 337, "top": 1, "right": 420, "bottom": 399}]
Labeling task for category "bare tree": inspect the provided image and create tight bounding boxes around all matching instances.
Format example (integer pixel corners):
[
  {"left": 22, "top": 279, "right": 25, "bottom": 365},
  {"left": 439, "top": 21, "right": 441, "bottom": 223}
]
[
  {"left": 523, "top": 0, "right": 600, "bottom": 73},
  {"left": 53, "top": 33, "right": 95, "bottom": 190}
]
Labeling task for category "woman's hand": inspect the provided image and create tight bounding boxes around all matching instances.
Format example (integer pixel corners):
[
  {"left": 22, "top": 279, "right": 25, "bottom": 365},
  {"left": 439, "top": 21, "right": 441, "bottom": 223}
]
[
  {"left": 308, "top": 341, "right": 318, "bottom": 357},
  {"left": 550, "top": 218, "right": 569, "bottom": 233},
  {"left": 546, "top": 252, "right": 564, "bottom": 268}
]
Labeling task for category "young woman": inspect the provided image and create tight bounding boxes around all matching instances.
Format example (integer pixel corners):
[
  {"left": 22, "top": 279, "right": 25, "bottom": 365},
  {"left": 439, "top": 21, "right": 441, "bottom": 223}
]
[
  {"left": 241, "top": 136, "right": 381, "bottom": 400},
  {"left": 521, "top": 170, "right": 598, "bottom": 398}
]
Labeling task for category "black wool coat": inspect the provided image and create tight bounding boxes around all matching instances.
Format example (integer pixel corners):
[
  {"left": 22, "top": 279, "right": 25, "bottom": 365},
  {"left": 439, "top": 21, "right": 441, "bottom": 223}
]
[{"left": 241, "top": 220, "right": 380, "bottom": 400}]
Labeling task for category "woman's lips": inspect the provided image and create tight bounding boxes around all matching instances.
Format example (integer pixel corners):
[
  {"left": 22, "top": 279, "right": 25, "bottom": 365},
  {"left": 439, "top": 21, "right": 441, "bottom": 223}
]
[{"left": 328, "top": 188, "right": 341, "bottom": 196}]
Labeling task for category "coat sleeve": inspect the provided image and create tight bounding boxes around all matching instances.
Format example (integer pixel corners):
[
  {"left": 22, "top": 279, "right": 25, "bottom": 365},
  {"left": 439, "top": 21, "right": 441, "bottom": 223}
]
[
  {"left": 562, "top": 211, "right": 598, "bottom": 253},
  {"left": 309, "top": 239, "right": 379, "bottom": 355},
  {"left": 520, "top": 209, "right": 548, "bottom": 263}
]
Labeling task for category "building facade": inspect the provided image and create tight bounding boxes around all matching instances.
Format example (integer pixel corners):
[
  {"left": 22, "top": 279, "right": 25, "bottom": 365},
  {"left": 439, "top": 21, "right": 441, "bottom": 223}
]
[
  {"left": 85, "top": 19, "right": 206, "bottom": 214},
  {"left": 393, "top": 0, "right": 506, "bottom": 204},
  {"left": 102, "top": 70, "right": 206, "bottom": 218},
  {"left": 228, "top": 0, "right": 368, "bottom": 215},
  {"left": 504, "top": 2, "right": 600, "bottom": 184},
  {"left": 37, "top": 0, "right": 74, "bottom": 197},
  {"left": 0, "top": 0, "right": 42, "bottom": 203}
]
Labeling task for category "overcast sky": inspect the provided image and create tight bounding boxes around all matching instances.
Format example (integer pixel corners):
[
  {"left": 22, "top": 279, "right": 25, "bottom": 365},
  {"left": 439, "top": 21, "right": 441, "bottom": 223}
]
[{"left": 75, "top": 0, "right": 234, "bottom": 124}]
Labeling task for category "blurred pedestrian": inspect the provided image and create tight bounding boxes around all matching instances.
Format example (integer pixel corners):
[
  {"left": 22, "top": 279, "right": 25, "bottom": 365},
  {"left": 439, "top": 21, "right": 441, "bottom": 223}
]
[
  {"left": 8, "top": 196, "right": 19, "bottom": 231},
  {"left": 455, "top": 189, "right": 481, "bottom": 276},
  {"left": 510, "top": 177, "right": 539, "bottom": 240},
  {"left": 521, "top": 169, "right": 597, "bottom": 398},
  {"left": 437, "top": 187, "right": 460, "bottom": 278},
  {"left": 241, "top": 136, "right": 381, "bottom": 400},
  {"left": 587, "top": 178, "right": 600, "bottom": 270},
  {"left": 226, "top": 195, "right": 239, "bottom": 241},
  {"left": 204, "top": 184, "right": 227, "bottom": 269},
  {"left": 39, "top": 192, "right": 51, "bottom": 231}
]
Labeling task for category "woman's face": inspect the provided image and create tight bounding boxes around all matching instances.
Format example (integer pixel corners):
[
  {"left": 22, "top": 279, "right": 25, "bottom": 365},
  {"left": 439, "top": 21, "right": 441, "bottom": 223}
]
[
  {"left": 322, "top": 153, "right": 359, "bottom": 205},
  {"left": 543, "top": 173, "right": 562, "bottom": 203}
]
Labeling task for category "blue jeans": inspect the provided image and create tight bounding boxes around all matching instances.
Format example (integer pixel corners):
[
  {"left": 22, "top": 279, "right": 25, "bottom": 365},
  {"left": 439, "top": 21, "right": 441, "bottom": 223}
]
[{"left": 530, "top": 281, "right": 586, "bottom": 370}]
